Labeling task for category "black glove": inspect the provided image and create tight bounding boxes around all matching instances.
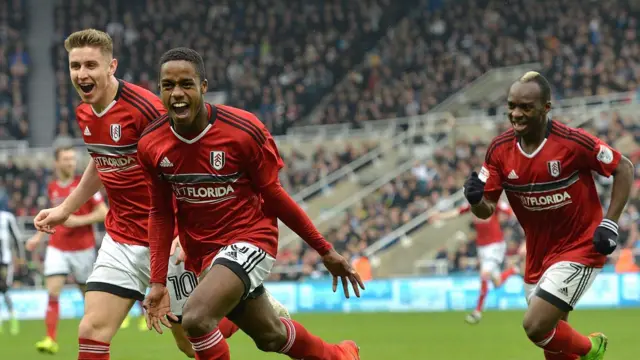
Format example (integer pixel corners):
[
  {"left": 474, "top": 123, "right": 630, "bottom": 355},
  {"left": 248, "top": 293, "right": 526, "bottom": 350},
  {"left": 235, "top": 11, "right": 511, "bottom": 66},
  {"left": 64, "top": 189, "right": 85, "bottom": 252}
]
[
  {"left": 592, "top": 218, "right": 618, "bottom": 255},
  {"left": 463, "top": 171, "right": 485, "bottom": 205}
]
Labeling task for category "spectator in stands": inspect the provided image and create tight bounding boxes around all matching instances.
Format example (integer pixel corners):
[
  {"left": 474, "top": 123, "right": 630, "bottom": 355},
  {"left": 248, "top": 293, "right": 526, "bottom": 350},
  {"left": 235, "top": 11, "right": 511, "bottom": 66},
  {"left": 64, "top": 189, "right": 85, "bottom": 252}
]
[
  {"left": 315, "top": 0, "right": 640, "bottom": 125},
  {"left": 52, "top": 0, "right": 407, "bottom": 136},
  {"left": 0, "top": 0, "right": 29, "bottom": 140}
]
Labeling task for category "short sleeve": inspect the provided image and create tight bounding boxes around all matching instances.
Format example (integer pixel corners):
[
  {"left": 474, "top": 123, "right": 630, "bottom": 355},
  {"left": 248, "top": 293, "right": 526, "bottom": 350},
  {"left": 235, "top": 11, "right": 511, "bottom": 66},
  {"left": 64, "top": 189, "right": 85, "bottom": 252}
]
[
  {"left": 575, "top": 129, "right": 621, "bottom": 177},
  {"left": 246, "top": 135, "right": 285, "bottom": 190}
]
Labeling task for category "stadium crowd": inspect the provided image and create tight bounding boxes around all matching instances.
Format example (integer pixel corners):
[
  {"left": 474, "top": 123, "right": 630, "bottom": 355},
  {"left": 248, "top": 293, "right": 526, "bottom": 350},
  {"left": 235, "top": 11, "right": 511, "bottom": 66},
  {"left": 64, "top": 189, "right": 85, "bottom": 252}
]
[
  {"left": 7, "top": 0, "right": 640, "bottom": 139},
  {"left": 316, "top": 0, "right": 640, "bottom": 125},
  {"left": 0, "top": 0, "right": 29, "bottom": 140},
  {"left": 52, "top": 0, "right": 408, "bottom": 137}
]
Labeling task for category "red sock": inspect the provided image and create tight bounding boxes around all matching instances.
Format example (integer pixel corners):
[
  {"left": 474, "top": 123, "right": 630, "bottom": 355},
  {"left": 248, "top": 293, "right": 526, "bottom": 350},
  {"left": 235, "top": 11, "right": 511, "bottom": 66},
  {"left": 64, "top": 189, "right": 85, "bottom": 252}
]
[
  {"left": 279, "top": 317, "right": 341, "bottom": 360},
  {"left": 218, "top": 318, "right": 239, "bottom": 339},
  {"left": 45, "top": 296, "right": 60, "bottom": 340},
  {"left": 530, "top": 321, "right": 592, "bottom": 355},
  {"left": 499, "top": 267, "right": 517, "bottom": 284},
  {"left": 78, "top": 338, "right": 110, "bottom": 359},
  {"left": 188, "top": 328, "right": 230, "bottom": 360},
  {"left": 544, "top": 350, "right": 579, "bottom": 359},
  {"left": 476, "top": 279, "right": 489, "bottom": 312}
]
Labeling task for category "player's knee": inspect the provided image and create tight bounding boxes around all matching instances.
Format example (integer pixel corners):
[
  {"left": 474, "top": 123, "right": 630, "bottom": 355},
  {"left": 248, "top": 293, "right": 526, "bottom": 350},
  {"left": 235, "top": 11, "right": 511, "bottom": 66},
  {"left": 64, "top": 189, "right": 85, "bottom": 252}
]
[
  {"left": 252, "top": 319, "right": 288, "bottom": 353},
  {"left": 522, "top": 315, "right": 550, "bottom": 341},
  {"left": 78, "top": 314, "right": 113, "bottom": 342},
  {"left": 181, "top": 309, "right": 218, "bottom": 337}
]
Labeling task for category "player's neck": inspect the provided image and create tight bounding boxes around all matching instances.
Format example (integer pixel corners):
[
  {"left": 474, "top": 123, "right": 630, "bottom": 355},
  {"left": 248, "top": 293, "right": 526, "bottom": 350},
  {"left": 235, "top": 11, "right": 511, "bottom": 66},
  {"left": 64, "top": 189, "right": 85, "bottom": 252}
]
[
  {"left": 56, "top": 172, "right": 73, "bottom": 186},
  {"left": 91, "top": 76, "right": 119, "bottom": 114},
  {"left": 519, "top": 119, "right": 548, "bottom": 153},
  {"left": 173, "top": 105, "right": 209, "bottom": 138}
]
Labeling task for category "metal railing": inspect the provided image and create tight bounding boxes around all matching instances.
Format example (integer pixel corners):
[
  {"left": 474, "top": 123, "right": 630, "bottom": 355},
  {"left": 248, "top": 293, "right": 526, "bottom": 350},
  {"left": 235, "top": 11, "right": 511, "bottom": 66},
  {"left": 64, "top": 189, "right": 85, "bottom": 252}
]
[
  {"left": 363, "top": 191, "right": 464, "bottom": 257},
  {"left": 278, "top": 135, "right": 448, "bottom": 249},
  {"left": 286, "top": 91, "right": 638, "bottom": 137}
]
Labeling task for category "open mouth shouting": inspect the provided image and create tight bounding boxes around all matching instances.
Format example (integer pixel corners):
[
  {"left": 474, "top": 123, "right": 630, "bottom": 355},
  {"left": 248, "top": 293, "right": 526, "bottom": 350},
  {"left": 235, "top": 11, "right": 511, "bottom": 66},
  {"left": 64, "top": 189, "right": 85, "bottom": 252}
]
[
  {"left": 78, "top": 83, "right": 95, "bottom": 95},
  {"left": 511, "top": 119, "right": 528, "bottom": 133},
  {"left": 172, "top": 102, "right": 190, "bottom": 120}
]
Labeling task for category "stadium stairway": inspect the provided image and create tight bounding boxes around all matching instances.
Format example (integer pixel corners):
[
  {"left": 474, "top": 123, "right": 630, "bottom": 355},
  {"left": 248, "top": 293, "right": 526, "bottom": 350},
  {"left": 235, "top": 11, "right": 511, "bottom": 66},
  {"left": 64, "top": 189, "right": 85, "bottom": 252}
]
[
  {"left": 277, "top": 124, "right": 422, "bottom": 241},
  {"left": 427, "top": 63, "right": 540, "bottom": 118},
  {"left": 372, "top": 212, "right": 472, "bottom": 277}
]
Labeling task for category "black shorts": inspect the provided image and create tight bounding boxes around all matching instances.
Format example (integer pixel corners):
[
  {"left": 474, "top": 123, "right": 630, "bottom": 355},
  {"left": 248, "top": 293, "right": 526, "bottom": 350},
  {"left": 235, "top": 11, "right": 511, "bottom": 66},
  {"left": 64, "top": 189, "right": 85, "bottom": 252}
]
[{"left": 0, "top": 264, "right": 12, "bottom": 293}]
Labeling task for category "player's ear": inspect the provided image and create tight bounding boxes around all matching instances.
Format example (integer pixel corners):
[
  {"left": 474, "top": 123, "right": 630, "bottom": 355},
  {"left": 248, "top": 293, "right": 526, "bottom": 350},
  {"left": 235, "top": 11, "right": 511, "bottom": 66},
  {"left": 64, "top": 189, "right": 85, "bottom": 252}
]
[
  {"left": 543, "top": 101, "right": 551, "bottom": 114},
  {"left": 108, "top": 58, "right": 118, "bottom": 77},
  {"left": 201, "top": 78, "right": 208, "bottom": 94}
]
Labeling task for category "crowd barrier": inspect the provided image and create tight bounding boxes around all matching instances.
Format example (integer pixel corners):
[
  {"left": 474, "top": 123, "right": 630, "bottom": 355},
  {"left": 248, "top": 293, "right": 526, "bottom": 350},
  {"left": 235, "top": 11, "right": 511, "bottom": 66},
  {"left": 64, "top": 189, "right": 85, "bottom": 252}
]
[{"left": 2, "top": 273, "right": 638, "bottom": 320}]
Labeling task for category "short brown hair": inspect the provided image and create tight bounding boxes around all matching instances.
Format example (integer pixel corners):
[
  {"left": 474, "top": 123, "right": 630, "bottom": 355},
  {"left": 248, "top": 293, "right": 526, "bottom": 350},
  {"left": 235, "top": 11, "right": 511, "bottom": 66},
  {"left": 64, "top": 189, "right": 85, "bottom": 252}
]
[
  {"left": 54, "top": 145, "right": 75, "bottom": 160},
  {"left": 64, "top": 29, "right": 113, "bottom": 56}
]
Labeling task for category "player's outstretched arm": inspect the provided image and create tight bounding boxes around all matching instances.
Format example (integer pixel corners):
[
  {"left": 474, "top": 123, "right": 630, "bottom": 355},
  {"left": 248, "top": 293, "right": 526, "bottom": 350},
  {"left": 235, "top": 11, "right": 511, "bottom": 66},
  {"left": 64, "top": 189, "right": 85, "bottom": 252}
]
[
  {"left": 577, "top": 131, "right": 635, "bottom": 255},
  {"left": 61, "top": 161, "right": 103, "bottom": 215},
  {"left": 34, "top": 161, "right": 104, "bottom": 233},
  {"left": 248, "top": 134, "right": 364, "bottom": 297},
  {"left": 25, "top": 231, "right": 45, "bottom": 252},
  {"left": 604, "top": 155, "right": 634, "bottom": 222},
  {"left": 64, "top": 199, "right": 108, "bottom": 228}
]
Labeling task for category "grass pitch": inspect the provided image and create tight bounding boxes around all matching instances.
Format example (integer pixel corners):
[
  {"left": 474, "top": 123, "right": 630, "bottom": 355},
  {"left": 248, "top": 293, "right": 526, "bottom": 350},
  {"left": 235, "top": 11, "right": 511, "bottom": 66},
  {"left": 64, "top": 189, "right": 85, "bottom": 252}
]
[{"left": 1, "top": 309, "right": 638, "bottom": 359}]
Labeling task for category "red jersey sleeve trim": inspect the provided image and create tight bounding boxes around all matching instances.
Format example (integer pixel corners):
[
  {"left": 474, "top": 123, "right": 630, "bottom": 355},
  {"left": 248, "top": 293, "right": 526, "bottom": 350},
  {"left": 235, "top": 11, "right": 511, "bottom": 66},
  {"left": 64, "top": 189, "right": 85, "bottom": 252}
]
[{"left": 217, "top": 108, "right": 267, "bottom": 146}]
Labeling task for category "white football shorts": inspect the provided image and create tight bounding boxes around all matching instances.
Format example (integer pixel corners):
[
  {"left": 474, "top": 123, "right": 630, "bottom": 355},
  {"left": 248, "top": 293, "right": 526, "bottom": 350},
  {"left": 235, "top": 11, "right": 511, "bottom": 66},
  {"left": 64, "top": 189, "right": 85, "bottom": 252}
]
[
  {"left": 43, "top": 246, "right": 96, "bottom": 284},
  {"left": 86, "top": 233, "right": 194, "bottom": 316},
  {"left": 201, "top": 242, "right": 276, "bottom": 299},
  {"left": 477, "top": 241, "right": 507, "bottom": 276},
  {"left": 524, "top": 261, "right": 601, "bottom": 312}
]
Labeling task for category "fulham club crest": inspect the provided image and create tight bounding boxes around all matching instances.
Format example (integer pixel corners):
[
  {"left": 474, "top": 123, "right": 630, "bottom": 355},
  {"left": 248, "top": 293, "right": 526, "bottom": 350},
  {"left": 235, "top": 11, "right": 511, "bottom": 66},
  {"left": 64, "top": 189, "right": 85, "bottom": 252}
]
[
  {"left": 547, "top": 160, "right": 561, "bottom": 178},
  {"left": 110, "top": 124, "right": 121, "bottom": 143},
  {"left": 210, "top": 151, "right": 225, "bottom": 170}
]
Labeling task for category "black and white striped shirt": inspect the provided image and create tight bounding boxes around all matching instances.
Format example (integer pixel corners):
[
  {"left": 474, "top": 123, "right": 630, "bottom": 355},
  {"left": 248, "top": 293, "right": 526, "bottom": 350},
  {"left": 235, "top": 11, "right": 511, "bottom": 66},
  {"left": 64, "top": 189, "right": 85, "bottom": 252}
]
[{"left": 0, "top": 210, "right": 24, "bottom": 265}]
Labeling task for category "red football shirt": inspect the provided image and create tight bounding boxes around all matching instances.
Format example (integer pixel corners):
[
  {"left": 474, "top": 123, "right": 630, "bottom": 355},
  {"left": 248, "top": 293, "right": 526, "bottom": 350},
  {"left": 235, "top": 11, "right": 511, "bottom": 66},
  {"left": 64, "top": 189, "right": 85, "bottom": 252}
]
[
  {"left": 76, "top": 80, "right": 165, "bottom": 247},
  {"left": 480, "top": 120, "right": 621, "bottom": 284},
  {"left": 139, "top": 104, "right": 283, "bottom": 279},
  {"left": 459, "top": 200, "right": 511, "bottom": 246},
  {"left": 48, "top": 176, "right": 103, "bottom": 251}
]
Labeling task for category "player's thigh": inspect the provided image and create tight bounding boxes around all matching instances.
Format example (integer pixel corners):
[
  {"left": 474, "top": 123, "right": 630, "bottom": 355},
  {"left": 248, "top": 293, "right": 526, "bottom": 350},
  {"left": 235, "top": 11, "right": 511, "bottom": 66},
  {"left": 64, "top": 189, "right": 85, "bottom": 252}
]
[
  {"left": 226, "top": 286, "right": 286, "bottom": 351},
  {"left": 86, "top": 233, "right": 150, "bottom": 298},
  {"left": 68, "top": 248, "right": 97, "bottom": 285},
  {"left": 479, "top": 242, "right": 506, "bottom": 275},
  {"left": 81, "top": 290, "right": 136, "bottom": 342},
  {"left": 182, "top": 263, "right": 245, "bottom": 335},
  {"left": 81, "top": 233, "right": 149, "bottom": 341},
  {"left": 45, "top": 275, "right": 67, "bottom": 297},
  {"left": 523, "top": 261, "right": 599, "bottom": 335},
  {"left": 183, "top": 242, "right": 275, "bottom": 331},
  {"left": 43, "top": 246, "right": 71, "bottom": 279}
]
